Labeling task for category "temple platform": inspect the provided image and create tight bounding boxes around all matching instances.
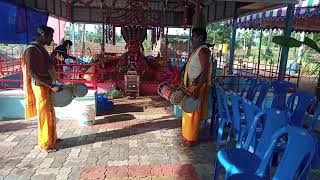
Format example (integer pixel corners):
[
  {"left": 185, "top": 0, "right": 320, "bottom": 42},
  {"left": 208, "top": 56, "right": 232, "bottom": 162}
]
[{"left": 0, "top": 89, "right": 95, "bottom": 120}]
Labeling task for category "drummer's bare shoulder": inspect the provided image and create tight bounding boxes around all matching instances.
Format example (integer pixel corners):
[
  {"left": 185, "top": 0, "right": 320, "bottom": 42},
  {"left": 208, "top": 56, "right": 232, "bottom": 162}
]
[
  {"left": 199, "top": 47, "right": 210, "bottom": 57},
  {"left": 199, "top": 47, "right": 210, "bottom": 63}
]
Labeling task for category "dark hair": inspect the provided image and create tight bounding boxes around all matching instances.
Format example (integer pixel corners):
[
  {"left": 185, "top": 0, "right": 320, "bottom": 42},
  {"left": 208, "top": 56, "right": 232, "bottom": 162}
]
[
  {"left": 37, "top": 25, "right": 54, "bottom": 36},
  {"left": 63, "top": 40, "right": 73, "bottom": 47},
  {"left": 192, "top": 27, "right": 207, "bottom": 42}
]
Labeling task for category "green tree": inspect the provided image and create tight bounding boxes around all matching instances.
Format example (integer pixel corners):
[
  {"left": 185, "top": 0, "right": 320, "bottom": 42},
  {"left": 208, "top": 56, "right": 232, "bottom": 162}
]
[
  {"left": 206, "top": 22, "right": 231, "bottom": 45},
  {"left": 90, "top": 25, "right": 103, "bottom": 43},
  {"left": 142, "top": 31, "right": 152, "bottom": 54},
  {"left": 244, "top": 29, "right": 255, "bottom": 56},
  {"left": 64, "top": 26, "right": 71, "bottom": 40},
  {"left": 115, "top": 33, "right": 125, "bottom": 43}
]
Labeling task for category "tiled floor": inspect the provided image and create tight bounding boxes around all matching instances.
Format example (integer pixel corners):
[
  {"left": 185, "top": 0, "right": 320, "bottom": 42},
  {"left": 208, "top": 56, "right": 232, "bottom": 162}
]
[{"left": 0, "top": 96, "right": 319, "bottom": 180}]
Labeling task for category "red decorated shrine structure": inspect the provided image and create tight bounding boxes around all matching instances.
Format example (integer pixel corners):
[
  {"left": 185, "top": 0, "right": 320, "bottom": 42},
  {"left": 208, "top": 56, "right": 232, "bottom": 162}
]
[
  {"left": 1, "top": 0, "right": 300, "bottom": 94},
  {"left": 94, "top": 25, "right": 171, "bottom": 95}
]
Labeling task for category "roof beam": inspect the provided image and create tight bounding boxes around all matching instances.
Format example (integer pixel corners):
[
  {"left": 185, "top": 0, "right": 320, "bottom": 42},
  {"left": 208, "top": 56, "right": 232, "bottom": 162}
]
[{"left": 214, "top": 0, "right": 298, "bottom": 4}]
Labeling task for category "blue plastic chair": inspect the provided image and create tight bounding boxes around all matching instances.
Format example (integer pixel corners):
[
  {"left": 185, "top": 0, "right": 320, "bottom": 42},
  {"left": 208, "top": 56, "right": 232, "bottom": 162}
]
[
  {"left": 309, "top": 105, "right": 320, "bottom": 133},
  {"left": 252, "top": 81, "right": 272, "bottom": 108},
  {"left": 215, "top": 83, "right": 232, "bottom": 148},
  {"left": 271, "top": 80, "right": 297, "bottom": 110},
  {"left": 286, "top": 91, "right": 317, "bottom": 127},
  {"left": 229, "top": 92, "right": 243, "bottom": 148},
  {"left": 223, "top": 77, "right": 240, "bottom": 92},
  {"left": 240, "top": 78, "right": 258, "bottom": 101},
  {"left": 309, "top": 105, "right": 320, "bottom": 169},
  {"left": 241, "top": 99, "right": 265, "bottom": 150},
  {"left": 226, "top": 126, "right": 316, "bottom": 180},
  {"left": 228, "top": 93, "right": 264, "bottom": 149},
  {"left": 213, "top": 109, "right": 289, "bottom": 180}
]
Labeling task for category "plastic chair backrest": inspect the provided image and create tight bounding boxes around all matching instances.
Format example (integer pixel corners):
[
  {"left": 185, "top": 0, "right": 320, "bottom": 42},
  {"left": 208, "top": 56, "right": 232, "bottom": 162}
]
[
  {"left": 309, "top": 105, "right": 320, "bottom": 132},
  {"left": 271, "top": 80, "right": 297, "bottom": 110},
  {"left": 223, "top": 77, "right": 239, "bottom": 92},
  {"left": 286, "top": 91, "right": 316, "bottom": 127},
  {"left": 229, "top": 92, "right": 243, "bottom": 146},
  {"left": 241, "top": 78, "right": 258, "bottom": 100},
  {"left": 215, "top": 82, "right": 231, "bottom": 122},
  {"left": 256, "top": 127, "right": 316, "bottom": 180},
  {"left": 252, "top": 81, "right": 272, "bottom": 108},
  {"left": 242, "top": 99, "right": 262, "bottom": 134},
  {"left": 247, "top": 109, "right": 289, "bottom": 158}
]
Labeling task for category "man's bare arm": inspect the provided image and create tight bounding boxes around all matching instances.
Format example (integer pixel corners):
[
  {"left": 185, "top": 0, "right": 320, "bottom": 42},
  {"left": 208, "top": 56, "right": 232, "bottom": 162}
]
[
  {"left": 25, "top": 48, "right": 53, "bottom": 89},
  {"left": 191, "top": 47, "right": 210, "bottom": 99},
  {"left": 197, "top": 48, "right": 210, "bottom": 86}
]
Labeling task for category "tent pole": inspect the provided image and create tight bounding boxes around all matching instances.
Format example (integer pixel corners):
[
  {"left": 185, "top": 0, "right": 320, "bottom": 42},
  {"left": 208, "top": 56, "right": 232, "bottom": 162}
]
[
  {"left": 71, "top": 23, "right": 75, "bottom": 55},
  {"left": 228, "top": 5, "right": 238, "bottom": 75},
  {"left": 278, "top": 4, "right": 295, "bottom": 80},
  {"left": 257, "top": 27, "right": 263, "bottom": 76}
]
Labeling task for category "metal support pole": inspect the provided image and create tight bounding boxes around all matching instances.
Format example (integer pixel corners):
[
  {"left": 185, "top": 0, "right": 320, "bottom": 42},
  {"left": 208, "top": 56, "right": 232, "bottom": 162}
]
[
  {"left": 70, "top": 3, "right": 75, "bottom": 55},
  {"left": 71, "top": 23, "right": 75, "bottom": 55},
  {"left": 257, "top": 27, "right": 263, "bottom": 76},
  {"left": 228, "top": 6, "right": 238, "bottom": 75},
  {"left": 278, "top": 4, "right": 295, "bottom": 80}
]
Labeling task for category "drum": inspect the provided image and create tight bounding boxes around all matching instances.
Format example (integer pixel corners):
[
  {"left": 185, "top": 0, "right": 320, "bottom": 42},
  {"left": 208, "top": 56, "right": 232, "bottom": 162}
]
[
  {"left": 180, "top": 95, "right": 200, "bottom": 113},
  {"left": 72, "top": 83, "right": 88, "bottom": 97},
  {"left": 157, "top": 82, "right": 172, "bottom": 101},
  {"left": 51, "top": 86, "right": 74, "bottom": 107},
  {"left": 169, "top": 90, "right": 184, "bottom": 105}
]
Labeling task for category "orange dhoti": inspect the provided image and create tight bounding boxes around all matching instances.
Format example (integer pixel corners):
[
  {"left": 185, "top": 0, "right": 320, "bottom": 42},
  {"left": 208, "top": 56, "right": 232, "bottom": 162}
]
[
  {"left": 23, "top": 62, "right": 57, "bottom": 150},
  {"left": 182, "top": 84, "right": 209, "bottom": 145},
  {"left": 31, "top": 84, "right": 57, "bottom": 150}
]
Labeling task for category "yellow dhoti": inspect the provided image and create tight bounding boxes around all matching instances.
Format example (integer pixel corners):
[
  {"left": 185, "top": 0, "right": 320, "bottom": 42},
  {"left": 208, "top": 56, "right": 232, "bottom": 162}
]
[
  {"left": 181, "top": 45, "right": 211, "bottom": 145},
  {"left": 182, "top": 84, "right": 209, "bottom": 144},
  {"left": 31, "top": 83, "right": 57, "bottom": 150},
  {"left": 23, "top": 54, "right": 57, "bottom": 150}
]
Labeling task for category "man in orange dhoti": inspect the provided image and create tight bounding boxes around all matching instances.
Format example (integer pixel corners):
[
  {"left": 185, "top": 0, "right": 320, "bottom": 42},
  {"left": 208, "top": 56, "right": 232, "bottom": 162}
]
[
  {"left": 22, "top": 25, "right": 62, "bottom": 152},
  {"left": 182, "top": 28, "right": 211, "bottom": 147}
]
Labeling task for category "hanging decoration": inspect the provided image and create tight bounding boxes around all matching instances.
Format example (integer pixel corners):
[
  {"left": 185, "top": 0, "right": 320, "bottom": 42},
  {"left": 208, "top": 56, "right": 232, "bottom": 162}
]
[
  {"left": 151, "top": 28, "right": 156, "bottom": 45},
  {"left": 75, "top": 0, "right": 186, "bottom": 27},
  {"left": 183, "top": 4, "right": 188, "bottom": 30},
  {"left": 105, "top": 25, "right": 108, "bottom": 44},
  {"left": 66, "top": 0, "right": 71, "bottom": 20},
  {"left": 121, "top": 26, "right": 147, "bottom": 45},
  {"left": 78, "top": 0, "right": 95, "bottom": 6},
  {"left": 112, "top": 26, "right": 116, "bottom": 45}
]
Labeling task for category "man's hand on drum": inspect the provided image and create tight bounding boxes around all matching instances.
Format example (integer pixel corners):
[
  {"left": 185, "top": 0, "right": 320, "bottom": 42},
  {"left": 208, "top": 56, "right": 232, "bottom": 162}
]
[
  {"left": 192, "top": 87, "right": 200, "bottom": 100},
  {"left": 51, "top": 85, "right": 63, "bottom": 93}
]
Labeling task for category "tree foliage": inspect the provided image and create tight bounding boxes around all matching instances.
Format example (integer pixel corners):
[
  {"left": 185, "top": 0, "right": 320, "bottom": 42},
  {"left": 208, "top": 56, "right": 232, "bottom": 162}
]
[{"left": 206, "top": 22, "right": 231, "bottom": 44}]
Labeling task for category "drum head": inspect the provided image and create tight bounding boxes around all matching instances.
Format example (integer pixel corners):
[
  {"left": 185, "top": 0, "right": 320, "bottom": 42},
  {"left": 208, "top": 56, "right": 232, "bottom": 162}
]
[
  {"left": 170, "top": 91, "right": 184, "bottom": 105},
  {"left": 72, "top": 83, "right": 88, "bottom": 97},
  {"left": 51, "top": 87, "right": 74, "bottom": 107},
  {"left": 181, "top": 96, "right": 200, "bottom": 113}
]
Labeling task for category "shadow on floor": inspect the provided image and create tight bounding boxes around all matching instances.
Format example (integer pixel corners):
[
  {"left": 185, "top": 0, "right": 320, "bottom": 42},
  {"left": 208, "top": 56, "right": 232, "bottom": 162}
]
[
  {"left": 58, "top": 116, "right": 180, "bottom": 150},
  {"left": 103, "top": 103, "right": 144, "bottom": 115},
  {"left": 95, "top": 114, "right": 135, "bottom": 124},
  {"left": 0, "top": 122, "right": 36, "bottom": 133}
]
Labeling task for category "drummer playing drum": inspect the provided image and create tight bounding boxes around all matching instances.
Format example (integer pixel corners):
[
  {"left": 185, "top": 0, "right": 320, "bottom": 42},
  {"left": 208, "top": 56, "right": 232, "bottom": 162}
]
[
  {"left": 181, "top": 27, "right": 212, "bottom": 147},
  {"left": 22, "top": 25, "right": 63, "bottom": 153}
]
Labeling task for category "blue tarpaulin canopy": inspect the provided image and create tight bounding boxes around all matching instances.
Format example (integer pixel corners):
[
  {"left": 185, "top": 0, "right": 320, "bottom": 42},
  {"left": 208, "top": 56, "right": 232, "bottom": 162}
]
[{"left": 0, "top": 1, "right": 49, "bottom": 44}]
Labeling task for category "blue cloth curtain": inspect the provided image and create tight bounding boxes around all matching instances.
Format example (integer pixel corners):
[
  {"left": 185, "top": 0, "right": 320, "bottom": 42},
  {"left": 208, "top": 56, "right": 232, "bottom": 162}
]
[{"left": 0, "top": 1, "right": 49, "bottom": 44}]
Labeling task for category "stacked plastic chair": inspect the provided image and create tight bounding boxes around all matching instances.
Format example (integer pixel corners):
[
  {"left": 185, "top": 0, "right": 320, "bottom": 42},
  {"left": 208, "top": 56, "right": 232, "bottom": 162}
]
[{"left": 224, "top": 127, "right": 316, "bottom": 180}]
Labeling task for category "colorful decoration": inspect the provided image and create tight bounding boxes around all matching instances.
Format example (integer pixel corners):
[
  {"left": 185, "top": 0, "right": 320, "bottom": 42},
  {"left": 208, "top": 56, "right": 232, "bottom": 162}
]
[{"left": 76, "top": 0, "right": 187, "bottom": 26}]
